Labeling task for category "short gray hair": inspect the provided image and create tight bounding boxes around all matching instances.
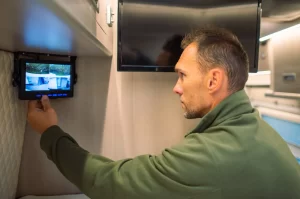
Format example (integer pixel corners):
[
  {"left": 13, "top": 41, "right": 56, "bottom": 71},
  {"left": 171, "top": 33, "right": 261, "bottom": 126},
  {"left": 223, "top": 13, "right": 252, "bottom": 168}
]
[{"left": 181, "top": 26, "right": 249, "bottom": 92}]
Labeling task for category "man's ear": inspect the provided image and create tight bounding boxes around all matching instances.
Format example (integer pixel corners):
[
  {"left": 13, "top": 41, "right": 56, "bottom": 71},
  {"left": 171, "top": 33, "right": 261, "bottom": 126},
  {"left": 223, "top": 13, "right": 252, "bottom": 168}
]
[{"left": 206, "top": 68, "right": 226, "bottom": 94}]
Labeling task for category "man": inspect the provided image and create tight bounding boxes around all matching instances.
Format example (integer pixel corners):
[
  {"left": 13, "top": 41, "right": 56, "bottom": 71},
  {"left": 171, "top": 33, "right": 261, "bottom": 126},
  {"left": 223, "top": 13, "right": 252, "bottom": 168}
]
[{"left": 27, "top": 27, "right": 300, "bottom": 199}]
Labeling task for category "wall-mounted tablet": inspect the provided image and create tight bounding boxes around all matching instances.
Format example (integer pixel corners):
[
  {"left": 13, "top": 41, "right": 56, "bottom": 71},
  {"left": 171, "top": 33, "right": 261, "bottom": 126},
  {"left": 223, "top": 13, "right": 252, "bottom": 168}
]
[{"left": 13, "top": 52, "right": 77, "bottom": 100}]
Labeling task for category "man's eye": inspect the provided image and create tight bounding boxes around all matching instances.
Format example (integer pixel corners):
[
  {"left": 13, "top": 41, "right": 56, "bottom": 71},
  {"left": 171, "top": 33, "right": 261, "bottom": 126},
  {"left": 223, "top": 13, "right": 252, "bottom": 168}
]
[{"left": 179, "top": 72, "right": 185, "bottom": 78}]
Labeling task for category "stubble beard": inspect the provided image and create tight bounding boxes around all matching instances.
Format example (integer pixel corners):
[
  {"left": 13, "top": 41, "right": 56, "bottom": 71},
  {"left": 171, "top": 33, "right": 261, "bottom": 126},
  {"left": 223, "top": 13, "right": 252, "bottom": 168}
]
[{"left": 183, "top": 107, "right": 202, "bottom": 119}]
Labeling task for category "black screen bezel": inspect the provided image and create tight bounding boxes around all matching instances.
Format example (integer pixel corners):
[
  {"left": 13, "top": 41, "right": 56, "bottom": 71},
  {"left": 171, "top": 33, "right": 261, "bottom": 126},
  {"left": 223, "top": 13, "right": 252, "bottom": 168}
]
[
  {"left": 250, "top": 0, "right": 262, "bottom": 73},
  {"left": 19, "top": 59, "right": 75, "bottom": 100}
]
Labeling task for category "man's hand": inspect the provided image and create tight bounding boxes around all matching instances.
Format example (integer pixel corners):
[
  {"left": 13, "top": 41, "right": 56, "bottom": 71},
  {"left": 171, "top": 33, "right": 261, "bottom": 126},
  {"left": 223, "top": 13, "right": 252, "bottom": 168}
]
[{"left": 27, "top": 95, "right": 58, "bottom": 134}]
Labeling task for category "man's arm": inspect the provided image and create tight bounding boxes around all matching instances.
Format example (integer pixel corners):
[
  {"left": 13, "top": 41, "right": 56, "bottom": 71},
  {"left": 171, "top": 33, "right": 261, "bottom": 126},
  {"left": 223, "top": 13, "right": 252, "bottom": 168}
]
[{"left": 41, "top": 125, "right": 220, "bottom": 199}]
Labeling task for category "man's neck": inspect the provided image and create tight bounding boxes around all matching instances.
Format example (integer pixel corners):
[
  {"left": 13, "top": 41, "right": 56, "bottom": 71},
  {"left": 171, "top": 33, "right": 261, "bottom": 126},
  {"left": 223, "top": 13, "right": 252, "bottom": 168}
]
[{"left": 209, "top": 90, "right": 231, "bottom": 113}]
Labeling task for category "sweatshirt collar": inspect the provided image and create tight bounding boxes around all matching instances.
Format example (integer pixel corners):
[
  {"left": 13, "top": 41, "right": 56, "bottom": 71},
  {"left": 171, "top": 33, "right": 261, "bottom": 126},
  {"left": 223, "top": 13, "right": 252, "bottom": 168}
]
[{"left": 186, "top": 89, "right": 253, "bottom": 136}]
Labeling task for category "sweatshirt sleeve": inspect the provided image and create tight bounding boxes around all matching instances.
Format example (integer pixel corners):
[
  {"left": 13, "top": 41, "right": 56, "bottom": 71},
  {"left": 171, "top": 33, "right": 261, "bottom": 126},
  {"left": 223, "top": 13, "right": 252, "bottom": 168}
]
[{"left": 40, "top": 125, "right": 220, "bottom": 199}]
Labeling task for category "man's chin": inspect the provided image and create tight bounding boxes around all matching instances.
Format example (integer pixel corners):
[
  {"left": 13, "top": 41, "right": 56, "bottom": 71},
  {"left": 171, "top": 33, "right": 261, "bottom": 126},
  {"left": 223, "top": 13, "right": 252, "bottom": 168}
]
[
  {"left": 183, "top": 113, "right": 190, "bottom": 119},
  {"left": 184, "top": 112, "right": 196, "bottom": 119},
  {"left": 184, "top": 110, "right": 203, "bottom": 119}
]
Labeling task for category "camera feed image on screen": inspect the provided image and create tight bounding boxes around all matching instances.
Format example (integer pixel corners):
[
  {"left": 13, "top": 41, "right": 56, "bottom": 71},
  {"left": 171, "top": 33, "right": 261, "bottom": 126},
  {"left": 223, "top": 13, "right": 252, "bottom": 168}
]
[{"left": 25, "top": 63, "right": 71, "bottom": 91}]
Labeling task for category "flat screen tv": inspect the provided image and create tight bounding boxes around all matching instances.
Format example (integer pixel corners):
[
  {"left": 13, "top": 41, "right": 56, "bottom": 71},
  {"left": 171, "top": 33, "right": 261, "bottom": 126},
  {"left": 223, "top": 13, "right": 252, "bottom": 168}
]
[{"left": 117, "top": 0, "right": 262, "bottom": 72}]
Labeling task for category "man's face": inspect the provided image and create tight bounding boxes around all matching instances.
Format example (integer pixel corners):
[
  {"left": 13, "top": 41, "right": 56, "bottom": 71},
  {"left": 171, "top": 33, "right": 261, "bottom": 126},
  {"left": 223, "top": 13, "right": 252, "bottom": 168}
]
[{"left": 173, "top": 43, "right": 211, "bottom": 119}]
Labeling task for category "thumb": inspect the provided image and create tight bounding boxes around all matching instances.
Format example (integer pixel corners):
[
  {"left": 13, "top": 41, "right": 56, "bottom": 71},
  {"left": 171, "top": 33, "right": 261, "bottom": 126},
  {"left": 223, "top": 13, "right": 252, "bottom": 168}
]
[{"left": 41, "top": 95, "right": 51, "bottom": 111}]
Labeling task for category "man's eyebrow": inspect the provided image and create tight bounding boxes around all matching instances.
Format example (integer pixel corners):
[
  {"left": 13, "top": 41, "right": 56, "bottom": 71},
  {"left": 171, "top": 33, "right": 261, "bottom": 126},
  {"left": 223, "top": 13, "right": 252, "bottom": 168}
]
[{"left": 175, "top": 68, "right": 186, "bottom": 73}]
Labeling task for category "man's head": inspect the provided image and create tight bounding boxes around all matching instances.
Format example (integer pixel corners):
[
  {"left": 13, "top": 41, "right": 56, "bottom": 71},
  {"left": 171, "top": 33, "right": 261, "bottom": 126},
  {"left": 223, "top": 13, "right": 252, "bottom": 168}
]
[{"left": 173, "top": 26, "right": 249, "bottom": 119}]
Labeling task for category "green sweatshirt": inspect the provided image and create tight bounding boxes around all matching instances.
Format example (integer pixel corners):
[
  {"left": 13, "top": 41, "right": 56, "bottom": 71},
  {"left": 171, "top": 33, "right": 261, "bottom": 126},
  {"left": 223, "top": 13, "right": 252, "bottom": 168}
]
[{"left": 41, "top": 90, "right": 300, "bottom": 199}]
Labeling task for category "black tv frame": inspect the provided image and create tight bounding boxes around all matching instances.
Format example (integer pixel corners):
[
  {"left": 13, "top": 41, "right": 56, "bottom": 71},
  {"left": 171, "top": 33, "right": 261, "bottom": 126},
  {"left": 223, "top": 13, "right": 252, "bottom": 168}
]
[{"left": 117, "top": 0, "right": 262, "bottom": 73}]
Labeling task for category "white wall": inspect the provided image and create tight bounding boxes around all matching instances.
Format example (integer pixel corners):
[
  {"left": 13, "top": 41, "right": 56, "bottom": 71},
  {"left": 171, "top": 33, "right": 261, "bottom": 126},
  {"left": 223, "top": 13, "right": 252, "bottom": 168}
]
[{"left": 0, "top": 51, "right": 27, "bottom": 199}]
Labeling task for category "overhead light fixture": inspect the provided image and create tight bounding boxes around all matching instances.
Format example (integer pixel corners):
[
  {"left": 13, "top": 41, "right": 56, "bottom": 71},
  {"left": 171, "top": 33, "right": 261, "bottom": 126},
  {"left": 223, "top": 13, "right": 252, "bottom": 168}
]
[{"left": 260, "top": 24, "right": 300, "bottom": 42}]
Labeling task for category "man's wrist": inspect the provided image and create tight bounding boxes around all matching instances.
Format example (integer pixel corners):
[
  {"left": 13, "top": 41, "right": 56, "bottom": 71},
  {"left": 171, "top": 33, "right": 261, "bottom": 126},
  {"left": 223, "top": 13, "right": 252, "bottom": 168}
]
[{"left": 41, "top": 124, "right": 58, "bottom": 135}]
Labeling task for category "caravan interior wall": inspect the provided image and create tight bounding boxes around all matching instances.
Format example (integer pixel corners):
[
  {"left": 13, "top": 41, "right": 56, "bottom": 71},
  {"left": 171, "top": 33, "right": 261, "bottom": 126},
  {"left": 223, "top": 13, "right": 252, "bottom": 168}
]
[
  {"left": 16, "top": 57, "right": 112, "bottom": 196},
  {"left": 13, "top": 1, "right": 199, "bottom": 197},
  {"left": 268, "top": 27, "right": 300, "bottom": 93},
  {"left": 0, "top": 51, "right": 27, "bottom": 199},
  {"left": 257, "top": 24, "right": 300, "bottom": 93}
]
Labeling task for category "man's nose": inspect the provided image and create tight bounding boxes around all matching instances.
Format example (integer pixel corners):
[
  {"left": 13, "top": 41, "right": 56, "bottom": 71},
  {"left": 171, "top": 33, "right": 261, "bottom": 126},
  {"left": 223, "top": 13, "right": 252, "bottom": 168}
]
[{"left": 173, "top": 83, "right": 183, "bottom": 95}]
